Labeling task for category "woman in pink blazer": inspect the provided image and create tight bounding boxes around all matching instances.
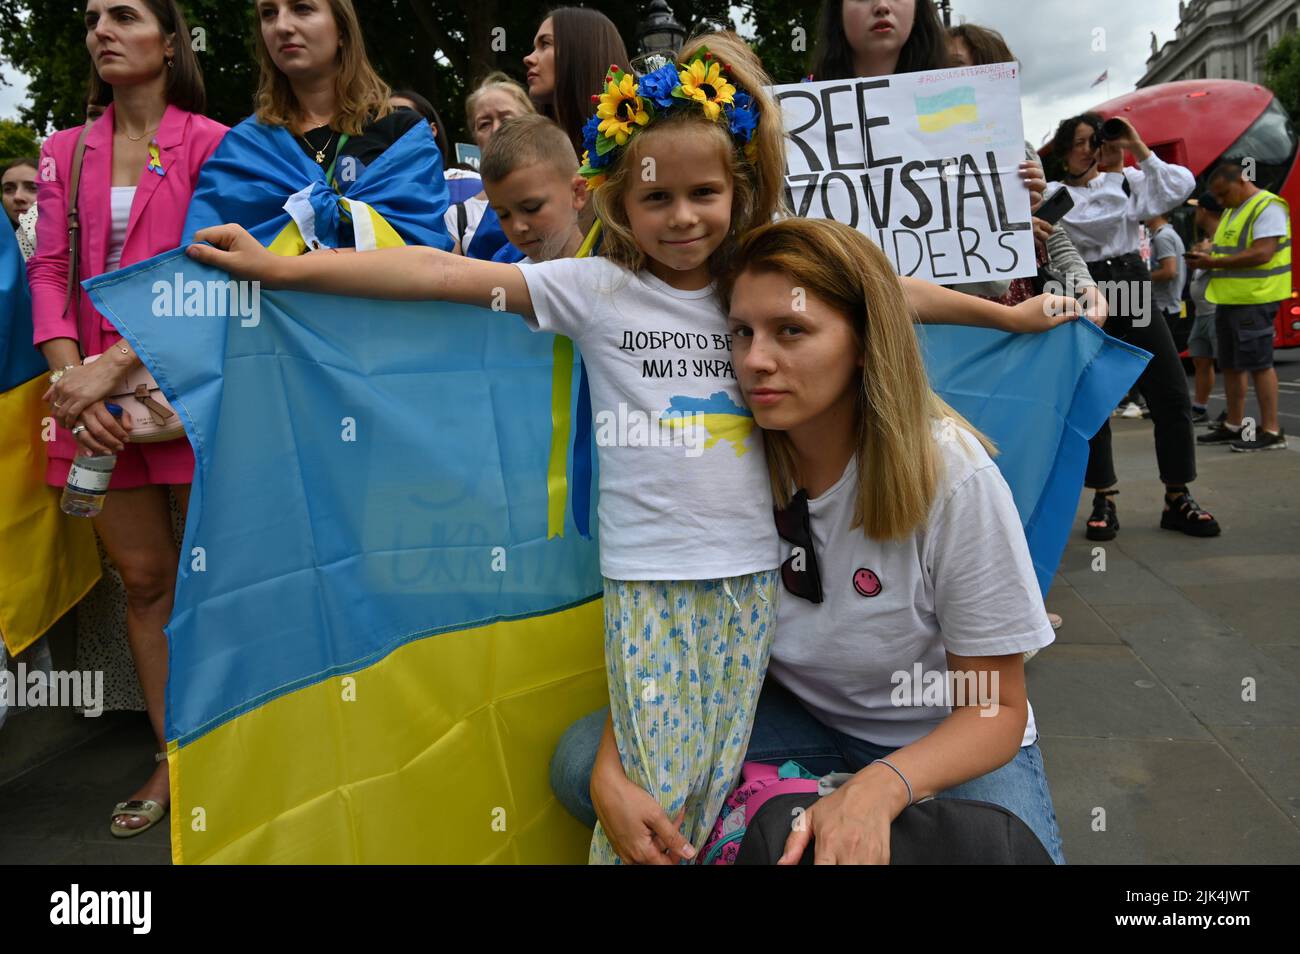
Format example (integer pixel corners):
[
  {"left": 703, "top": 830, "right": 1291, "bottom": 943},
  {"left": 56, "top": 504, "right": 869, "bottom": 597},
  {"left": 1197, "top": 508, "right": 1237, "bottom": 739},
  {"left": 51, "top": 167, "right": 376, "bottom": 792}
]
[{"left": 29, "top": 0, "right": 227, "bottom": 840}]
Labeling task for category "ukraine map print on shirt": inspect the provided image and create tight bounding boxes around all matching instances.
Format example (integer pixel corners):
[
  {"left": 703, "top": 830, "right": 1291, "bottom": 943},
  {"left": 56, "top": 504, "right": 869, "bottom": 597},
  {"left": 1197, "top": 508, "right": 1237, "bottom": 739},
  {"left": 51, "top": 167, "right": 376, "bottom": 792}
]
[{"left": 660, "top": 391, "right": 755, "bottom": 457}]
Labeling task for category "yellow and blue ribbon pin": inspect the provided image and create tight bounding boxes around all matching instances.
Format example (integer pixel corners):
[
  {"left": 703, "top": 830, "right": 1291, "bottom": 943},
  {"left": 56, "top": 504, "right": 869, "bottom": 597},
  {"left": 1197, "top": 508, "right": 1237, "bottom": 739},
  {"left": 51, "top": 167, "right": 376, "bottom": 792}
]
[{"left": 147, "top": 141, "right": 165, "bottom": 177}]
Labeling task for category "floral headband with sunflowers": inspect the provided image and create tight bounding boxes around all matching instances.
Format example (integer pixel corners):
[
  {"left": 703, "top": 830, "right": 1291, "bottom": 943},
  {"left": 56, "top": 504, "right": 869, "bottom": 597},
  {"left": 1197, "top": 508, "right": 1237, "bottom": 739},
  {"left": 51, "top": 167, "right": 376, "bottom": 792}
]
[{"left": 578, "top": 48, "right": 760, "bottom": 190}]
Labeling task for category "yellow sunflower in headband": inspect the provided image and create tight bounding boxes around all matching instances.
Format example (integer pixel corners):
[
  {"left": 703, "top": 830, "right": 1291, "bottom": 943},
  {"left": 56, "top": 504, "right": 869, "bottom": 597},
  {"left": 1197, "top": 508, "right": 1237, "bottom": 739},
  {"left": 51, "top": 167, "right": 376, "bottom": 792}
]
[
  {"left": 677, "top": 58, "right": 736, "bottom": 121},
  {"left": 578, "top": 51, "right": 759, "bottom": 190},
  {"left": 596, "top": 72, "right": 650, "bottom": 146}
]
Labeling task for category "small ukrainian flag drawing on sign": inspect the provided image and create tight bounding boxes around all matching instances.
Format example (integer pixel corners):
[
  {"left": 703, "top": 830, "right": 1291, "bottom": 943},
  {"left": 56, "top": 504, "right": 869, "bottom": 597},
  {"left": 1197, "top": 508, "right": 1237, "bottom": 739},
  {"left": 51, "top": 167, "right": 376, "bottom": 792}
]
[{"left": 916, "top": 86, "right": 978, "bottom": 133}]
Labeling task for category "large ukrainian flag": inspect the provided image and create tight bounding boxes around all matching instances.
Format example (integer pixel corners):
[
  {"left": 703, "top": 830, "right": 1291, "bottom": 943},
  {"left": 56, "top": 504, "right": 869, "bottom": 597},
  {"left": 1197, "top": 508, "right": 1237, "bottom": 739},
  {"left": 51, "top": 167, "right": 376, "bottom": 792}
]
[{"left": 86, "top": 249, "right": 604, "bottom": 864}]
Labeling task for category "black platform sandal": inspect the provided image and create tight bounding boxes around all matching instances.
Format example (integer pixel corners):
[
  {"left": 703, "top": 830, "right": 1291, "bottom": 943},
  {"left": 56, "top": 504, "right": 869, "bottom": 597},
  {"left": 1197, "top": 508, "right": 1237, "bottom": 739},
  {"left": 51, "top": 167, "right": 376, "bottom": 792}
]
[
  {"left": 1160, "top": 487, "right": 1221, "bottom": 537},
  {"left": 1085, "top": 489, "right": 1119, "bottom": 541}
]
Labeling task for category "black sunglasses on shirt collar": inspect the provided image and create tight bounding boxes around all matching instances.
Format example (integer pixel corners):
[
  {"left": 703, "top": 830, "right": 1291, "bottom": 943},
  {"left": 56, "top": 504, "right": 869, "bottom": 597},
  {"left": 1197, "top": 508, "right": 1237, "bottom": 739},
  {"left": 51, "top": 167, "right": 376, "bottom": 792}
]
[{"left": 774, "top": 490, "right": 823, "bottom": 603}]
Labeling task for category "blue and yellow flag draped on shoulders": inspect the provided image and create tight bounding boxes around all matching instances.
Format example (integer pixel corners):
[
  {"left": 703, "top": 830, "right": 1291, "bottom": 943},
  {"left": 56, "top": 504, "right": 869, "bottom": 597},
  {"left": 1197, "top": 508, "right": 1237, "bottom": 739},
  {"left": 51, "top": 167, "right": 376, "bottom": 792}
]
[
  {"left": 0, "top": 224, "right": 100, "bottom": 656},
  {"left": 86, "top": 242, "right": 1144, "bottom": 862},
  {"left": 182, "top": 115, "right": 453, "bottom": 254}
]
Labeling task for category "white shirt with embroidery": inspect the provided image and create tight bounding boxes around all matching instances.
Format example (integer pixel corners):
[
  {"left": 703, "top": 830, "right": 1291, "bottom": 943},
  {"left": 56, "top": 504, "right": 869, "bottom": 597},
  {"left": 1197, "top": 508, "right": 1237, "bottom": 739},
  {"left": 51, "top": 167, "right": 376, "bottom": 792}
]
[{"left": 1047, "top": 154, "right": 1195, "bottom": 262}]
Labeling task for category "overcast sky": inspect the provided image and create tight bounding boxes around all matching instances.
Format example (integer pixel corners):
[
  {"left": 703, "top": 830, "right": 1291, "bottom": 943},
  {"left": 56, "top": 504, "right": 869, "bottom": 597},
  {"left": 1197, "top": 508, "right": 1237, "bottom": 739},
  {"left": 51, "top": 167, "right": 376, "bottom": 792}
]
[
  {"left": 1, "top": 0, "right": 1182, "bottom": 144},
  {"left": 951, "top": 0, "right": 1183, "bottom": 145}
]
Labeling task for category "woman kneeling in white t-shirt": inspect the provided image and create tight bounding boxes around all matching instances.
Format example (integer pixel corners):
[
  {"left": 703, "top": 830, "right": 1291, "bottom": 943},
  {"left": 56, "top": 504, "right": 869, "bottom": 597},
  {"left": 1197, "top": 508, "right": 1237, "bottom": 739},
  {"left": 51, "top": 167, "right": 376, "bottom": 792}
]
[
  {"left": 717, "top": 217, "right": 1063, "bottom": 864},
  {"left": 552, "top": 217, "right": 1065, "bottom": 864}
]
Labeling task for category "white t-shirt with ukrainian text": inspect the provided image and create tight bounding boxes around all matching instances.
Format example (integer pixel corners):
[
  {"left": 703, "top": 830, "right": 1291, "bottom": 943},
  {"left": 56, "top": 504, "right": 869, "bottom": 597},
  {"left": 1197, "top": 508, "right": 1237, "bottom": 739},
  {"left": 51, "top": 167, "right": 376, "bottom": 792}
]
[
  {"left": 515, "top": 255, "right": 780, "bottom": 581},
  {"left": 768, "top": 424, "right": 1054, "bottom": 749}
]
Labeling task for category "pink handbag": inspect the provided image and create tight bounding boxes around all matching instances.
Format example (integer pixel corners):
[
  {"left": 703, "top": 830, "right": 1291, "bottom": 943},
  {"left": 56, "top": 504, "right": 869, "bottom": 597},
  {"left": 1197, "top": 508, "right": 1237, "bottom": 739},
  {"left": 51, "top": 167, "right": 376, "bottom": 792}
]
[
  {"left": 81, "top": 353, "right": 184, "bottom": 443},
  {"left": 701, "top": 760, "right": 822, "bottom": 864}
]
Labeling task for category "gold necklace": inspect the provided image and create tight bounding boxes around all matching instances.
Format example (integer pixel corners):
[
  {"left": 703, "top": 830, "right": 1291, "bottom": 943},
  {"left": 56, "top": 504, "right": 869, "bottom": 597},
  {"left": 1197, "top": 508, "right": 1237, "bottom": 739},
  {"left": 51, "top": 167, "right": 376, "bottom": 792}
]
[
  {"left": 301, "top": 128, "right": 335, "bottom": 165},
  {"left": 122, "top": 124, "right": 160, "bottom": 143}
]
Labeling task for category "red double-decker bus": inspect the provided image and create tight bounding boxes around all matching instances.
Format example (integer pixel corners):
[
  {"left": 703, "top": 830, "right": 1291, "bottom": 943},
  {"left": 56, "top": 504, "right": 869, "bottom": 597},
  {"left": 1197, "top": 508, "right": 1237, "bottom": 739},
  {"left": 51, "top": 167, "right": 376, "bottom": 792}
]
[{"left": 1044, "top": 79, "right": 1299, "bottom": 349}]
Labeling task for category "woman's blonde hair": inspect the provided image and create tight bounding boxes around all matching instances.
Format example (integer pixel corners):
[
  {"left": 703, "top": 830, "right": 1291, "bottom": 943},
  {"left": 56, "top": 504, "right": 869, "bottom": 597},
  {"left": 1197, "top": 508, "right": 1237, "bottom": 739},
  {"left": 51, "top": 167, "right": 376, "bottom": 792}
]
[
  {"left": 592, "top": 31, "right": 789, "bottom": 279},
  {"left": 465, "top": 71, "right": 537, "bottom": 129},
  {"left": 717, "top": 217, "right": 996, "bottom": 541},
  {"left": 253, "top": 0, "right": 392, "bottom": 136}
]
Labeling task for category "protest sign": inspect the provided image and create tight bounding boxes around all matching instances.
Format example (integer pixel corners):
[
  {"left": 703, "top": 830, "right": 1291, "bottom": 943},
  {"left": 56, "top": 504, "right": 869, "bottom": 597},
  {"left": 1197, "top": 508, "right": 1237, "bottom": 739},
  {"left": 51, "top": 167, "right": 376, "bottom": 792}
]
[{"left": 773, "top": 63, "right": 1036, "bottom": 285}]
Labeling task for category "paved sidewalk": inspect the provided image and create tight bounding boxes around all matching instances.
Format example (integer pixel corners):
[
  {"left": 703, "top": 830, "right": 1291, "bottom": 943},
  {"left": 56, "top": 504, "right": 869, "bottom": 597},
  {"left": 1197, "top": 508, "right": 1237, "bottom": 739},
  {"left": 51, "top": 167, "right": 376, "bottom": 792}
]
[
  {"left": 0, "top": 712, "right": 169, "bottom": 864},
  {"left": 1035, "top": 417, "right": 1300, "bottom": 863},
  {"left": 1, "top": 418, "right": 1297, "bottom": 865}
]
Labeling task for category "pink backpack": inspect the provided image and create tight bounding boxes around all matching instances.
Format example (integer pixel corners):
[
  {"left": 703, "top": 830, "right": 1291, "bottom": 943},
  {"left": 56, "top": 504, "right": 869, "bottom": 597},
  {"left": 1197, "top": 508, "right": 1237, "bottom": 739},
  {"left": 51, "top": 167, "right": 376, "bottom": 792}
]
[{"left": 701, "top": 761, "right": 822, "bottom": 865}]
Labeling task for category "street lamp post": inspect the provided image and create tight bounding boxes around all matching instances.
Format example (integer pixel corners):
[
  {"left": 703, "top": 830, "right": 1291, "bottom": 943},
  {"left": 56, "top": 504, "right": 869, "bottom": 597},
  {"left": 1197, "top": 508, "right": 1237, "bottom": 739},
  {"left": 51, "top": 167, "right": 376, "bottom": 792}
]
[
  {"left": 637, "top": 0, "right": 686, "bottom": 57},
  {"left": 937, "top": 0, "right": 953, "bottom": 28}
]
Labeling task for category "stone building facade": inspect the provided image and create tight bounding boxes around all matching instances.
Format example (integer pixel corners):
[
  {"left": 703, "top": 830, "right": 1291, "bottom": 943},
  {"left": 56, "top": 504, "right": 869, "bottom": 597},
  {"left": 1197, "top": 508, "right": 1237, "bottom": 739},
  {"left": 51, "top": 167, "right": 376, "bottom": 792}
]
[{"left": 1139, "top": 0, "right": 1300, "bottom": 86}]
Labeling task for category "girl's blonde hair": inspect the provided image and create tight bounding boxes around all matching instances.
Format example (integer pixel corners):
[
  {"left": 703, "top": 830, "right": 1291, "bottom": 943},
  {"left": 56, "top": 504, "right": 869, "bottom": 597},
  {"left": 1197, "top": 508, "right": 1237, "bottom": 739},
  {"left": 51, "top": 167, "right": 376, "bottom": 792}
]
[
  {"left": 592, "top": 31, "right": 789, "bottom": 279},
  {"left": 466, "top": 71, "right": 537, "bottom": 129},
  {"left": 717, "top": 217, "right": 996, "bottom": 541},
  {"left": 253, "top": 0, "right": 392, "bottom": 136}
]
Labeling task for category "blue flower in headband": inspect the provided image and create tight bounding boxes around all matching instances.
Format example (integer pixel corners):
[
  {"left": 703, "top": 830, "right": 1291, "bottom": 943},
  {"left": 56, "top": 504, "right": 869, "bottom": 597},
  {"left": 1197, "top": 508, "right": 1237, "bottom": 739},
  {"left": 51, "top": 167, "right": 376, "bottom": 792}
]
[
  {"left": 580, "top": 114, "right": 610, "bottom": 168},
  {"left": 638, "top": 64, "right": 680, "bottom": 109},
  {"left": 726, "top": 90, "right": 758, "bottom": 143}
]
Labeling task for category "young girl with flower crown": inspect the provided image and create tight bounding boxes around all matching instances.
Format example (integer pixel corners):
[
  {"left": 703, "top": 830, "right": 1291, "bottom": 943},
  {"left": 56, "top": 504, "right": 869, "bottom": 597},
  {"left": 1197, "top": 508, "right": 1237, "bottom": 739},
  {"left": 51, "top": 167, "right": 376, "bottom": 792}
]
[{"left": 188, "top": 30, "right": 1079, "bottom": 864}]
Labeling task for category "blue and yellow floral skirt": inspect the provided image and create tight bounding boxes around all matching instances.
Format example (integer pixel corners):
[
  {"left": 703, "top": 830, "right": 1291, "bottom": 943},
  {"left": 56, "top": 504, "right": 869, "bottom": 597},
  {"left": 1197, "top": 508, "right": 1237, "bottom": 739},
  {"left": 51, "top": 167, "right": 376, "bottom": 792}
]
[{"left": 590, "top": 570, "right": 778, "bottom": 865}]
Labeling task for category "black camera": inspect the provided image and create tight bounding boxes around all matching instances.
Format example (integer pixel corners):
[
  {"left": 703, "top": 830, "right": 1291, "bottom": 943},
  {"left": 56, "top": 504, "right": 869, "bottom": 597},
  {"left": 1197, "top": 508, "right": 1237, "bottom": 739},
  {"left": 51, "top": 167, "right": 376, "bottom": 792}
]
[{"left": 1091, "top": 117, "right": 1128, "bottom": 149}]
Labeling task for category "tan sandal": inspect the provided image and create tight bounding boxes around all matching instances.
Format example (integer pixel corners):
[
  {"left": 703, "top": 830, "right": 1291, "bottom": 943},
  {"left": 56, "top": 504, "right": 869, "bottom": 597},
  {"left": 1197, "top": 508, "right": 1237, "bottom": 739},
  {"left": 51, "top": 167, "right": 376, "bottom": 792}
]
[
  {"left": 110, "top": 799, "right": 167, "bottom": 838},
  {"left": 110, "top": 750, "right": 169, "bottom": 838}
]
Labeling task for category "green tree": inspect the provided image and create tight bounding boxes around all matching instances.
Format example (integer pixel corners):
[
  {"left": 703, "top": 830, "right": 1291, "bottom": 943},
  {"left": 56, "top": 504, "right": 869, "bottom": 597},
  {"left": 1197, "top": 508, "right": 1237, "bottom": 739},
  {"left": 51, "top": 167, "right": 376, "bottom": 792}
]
[
  {"left": 0, "top": 0, "right": 815, "bottom": 142},
  {"left": 0, "top": 117, "right": 41, "bottom": 158},
  {"left": 745, "top": 0, "right": 821, "bottom": 86},
  {"left": 0, "top": 1, "right": 257, "bottom": 132},
  {"left": 373, "top": 0, "right": 753, "bottom": 145},
  {"left": 1265, "top": 29, "right": 1300, "bottom": 125}
]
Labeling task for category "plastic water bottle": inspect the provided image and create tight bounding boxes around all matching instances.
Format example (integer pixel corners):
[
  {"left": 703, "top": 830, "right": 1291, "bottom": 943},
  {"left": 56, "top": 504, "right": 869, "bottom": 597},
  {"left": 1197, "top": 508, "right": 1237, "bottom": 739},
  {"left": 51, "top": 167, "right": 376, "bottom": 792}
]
[{"left": 61, "top": 403, "right": 124, "bottom": 518}]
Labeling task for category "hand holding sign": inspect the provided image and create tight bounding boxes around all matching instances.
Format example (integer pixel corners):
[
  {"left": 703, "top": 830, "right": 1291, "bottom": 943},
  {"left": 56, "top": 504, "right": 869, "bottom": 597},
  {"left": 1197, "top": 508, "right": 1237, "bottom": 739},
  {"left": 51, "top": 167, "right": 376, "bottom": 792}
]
[{"left": 1021, "top": 158, "right": 1046, "bottom": 212}]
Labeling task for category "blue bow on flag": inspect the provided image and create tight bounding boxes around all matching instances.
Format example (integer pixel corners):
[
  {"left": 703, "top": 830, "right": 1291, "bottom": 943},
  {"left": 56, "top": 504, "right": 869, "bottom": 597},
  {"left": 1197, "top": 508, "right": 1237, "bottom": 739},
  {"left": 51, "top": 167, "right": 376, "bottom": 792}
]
[{"left": 183, "top": 116, "right": 454, "bottom": 253}]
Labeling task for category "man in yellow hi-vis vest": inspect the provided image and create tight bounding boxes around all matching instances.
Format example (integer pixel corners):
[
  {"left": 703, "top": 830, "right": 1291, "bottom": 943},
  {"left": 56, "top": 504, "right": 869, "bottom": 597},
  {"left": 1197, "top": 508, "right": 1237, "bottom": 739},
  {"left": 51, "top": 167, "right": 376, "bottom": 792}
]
[{"left": 1187, "top": 159, "right": 1289, "bottom": 452}]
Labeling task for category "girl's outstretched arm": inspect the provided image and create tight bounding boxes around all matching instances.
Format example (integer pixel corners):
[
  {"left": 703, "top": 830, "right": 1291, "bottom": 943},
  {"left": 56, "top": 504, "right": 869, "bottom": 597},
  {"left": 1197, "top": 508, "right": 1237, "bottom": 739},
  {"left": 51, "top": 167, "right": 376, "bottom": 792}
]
[
  {"left": 900, "top": 276, "right": 1080, "bottom": 334},
  {"left": 187, "top": 224, "right": 535, "bottom": 320}
]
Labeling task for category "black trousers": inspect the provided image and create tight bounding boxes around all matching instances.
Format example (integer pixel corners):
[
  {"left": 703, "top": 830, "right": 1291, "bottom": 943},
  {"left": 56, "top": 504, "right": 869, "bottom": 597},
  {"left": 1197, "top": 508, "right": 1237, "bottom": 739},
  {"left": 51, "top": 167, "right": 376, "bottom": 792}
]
[{"left": 1084, "top": 253, "right": 1196, "bottom": 489}]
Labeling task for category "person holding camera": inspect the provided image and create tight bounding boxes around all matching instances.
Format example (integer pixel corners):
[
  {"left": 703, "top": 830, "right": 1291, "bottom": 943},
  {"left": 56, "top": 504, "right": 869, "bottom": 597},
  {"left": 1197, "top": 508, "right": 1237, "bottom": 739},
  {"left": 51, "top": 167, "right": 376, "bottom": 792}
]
[{"left": 1046, "top": 112, "right": 1218, "bottom": 541}]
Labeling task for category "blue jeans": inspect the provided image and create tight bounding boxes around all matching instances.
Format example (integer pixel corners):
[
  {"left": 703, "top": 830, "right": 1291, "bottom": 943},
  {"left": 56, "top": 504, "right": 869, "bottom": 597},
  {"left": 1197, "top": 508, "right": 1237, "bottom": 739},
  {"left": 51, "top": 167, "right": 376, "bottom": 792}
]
[{"left": 550, "top": 678, "right": 1067, "bottom": 864}]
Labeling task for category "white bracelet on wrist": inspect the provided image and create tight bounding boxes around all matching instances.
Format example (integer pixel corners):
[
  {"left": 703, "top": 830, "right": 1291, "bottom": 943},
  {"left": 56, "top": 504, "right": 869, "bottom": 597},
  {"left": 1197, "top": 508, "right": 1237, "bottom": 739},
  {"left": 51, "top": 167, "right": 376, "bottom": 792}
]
[
  {"left": 48, "top": 364, "right": 76, "bottom": 385},
  {"left": 871, "top": 757, "right": 914, "bottom": 807}
]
